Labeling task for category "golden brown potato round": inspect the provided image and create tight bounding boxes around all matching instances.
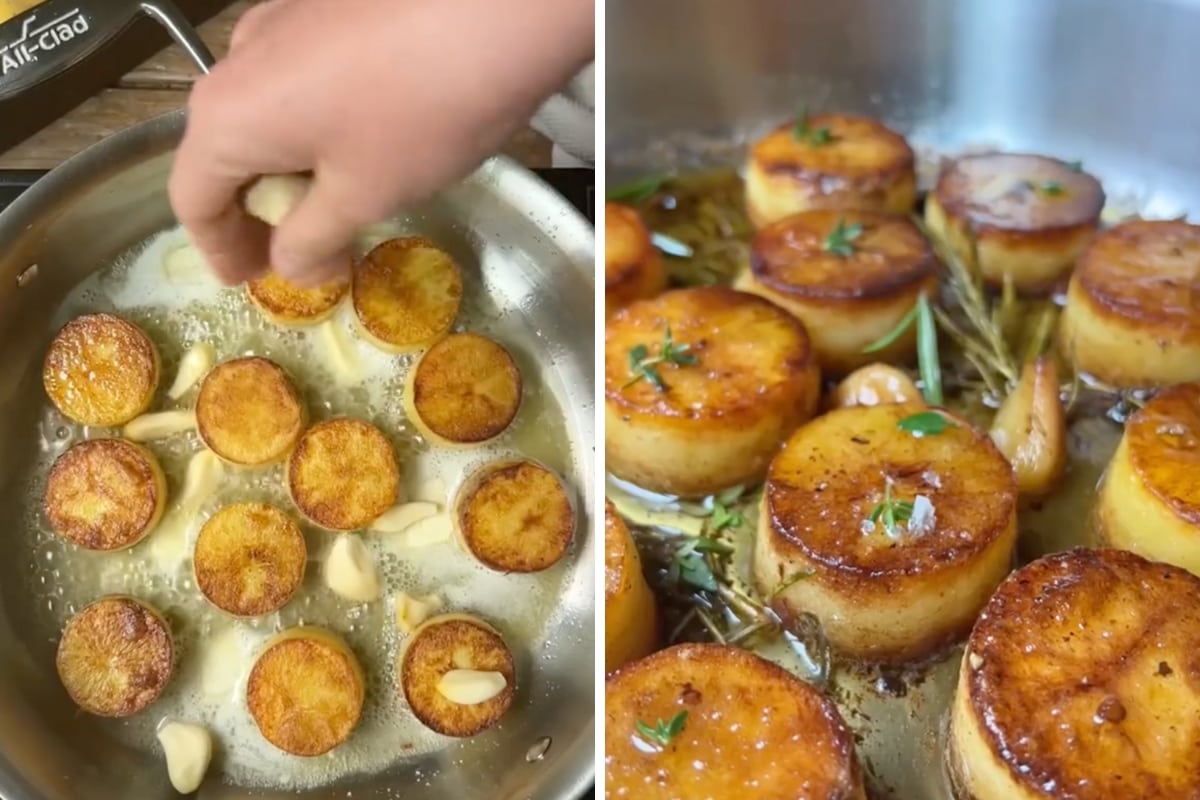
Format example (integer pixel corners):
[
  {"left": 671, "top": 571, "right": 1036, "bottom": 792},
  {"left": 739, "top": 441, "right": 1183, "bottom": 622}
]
[
  {"left": 604, "top": 499, "right": 657, "bottom": 674},
  {"left": 56, "top": 596, "right": 173, "bottom": 717},
  {"left": 246, "top": 627, "right": 365, "bottom": 757},
  {"left": 734, "top": 209, "right": 938, "bottom": 373},
  {"left": 1059, "top": 219, "right": 1200, "bottom": 388},
  {"left": 403, "top": 333, "right": 522, "bottom": 446},
  {"left": 287, "top": 417, "right": 400, "bottom": 531},
  {"left": 193, "top": 503, "right": 307, "bottom": 617},
  {"left": 399, "top": 614, "right": 516, "bottom": 738},
  {"left": 1097, "top": 383, "right": 1200, "bottom": 576},
  {"left": 43, "top": 313, "right": 160, "bottom": 427},
  {"left": 605, "top": 287, "right": 821, "bottom": 497},
  {"left": 925, "top": 153, "right": 1104, "bottom": 293},
  {"left": 195, "top": 356, "right": 305, "bottom": 466},
  {"left": 752, "top": 403, "right": 1018, "bottom": 663},
  {"left": 247, "top": 271, "right": 350, "bottom": 328},
  {"left": 453, "top": 459, "right": 574, "bottom": 573},
  {"left": 949, "top": 548, "right": 1200, "bottom": 800},
  {"left": 606, "top": 643, "right": 866, "bottom": 799},
  {"left": 605, "top": 202, "right": 668, "bottom": 317},
  {"left": 44, "top": 438, "right": 166, "bottom": 551},
  {"left": 352, "top": 236, "right": 463, "bottom": 354},
  {"left": 744, "top": 112, "right": 916, "bottom": 229}
]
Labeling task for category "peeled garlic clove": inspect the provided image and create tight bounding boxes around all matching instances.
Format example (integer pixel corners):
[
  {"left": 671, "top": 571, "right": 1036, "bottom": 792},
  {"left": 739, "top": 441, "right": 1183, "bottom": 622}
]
[
  {"left": 395, "top": 591, "right": 442, "bottom": 634},
  {"left": 317, "top": 319, "right": 361, "bottom": 383},
  {"left": 244, "top": 174, "right": 311, "bottom": 226},
  {"left": 163, "top": 244, "right": 207, "bottom": 281},
  {"left": 834, "top": 363, "right": 923, "bottom": 408},
  {"left": 324, "top": 535, "right": 381, "bottom": 602},
  {"left": 416, "top": 478, "right": 447, "bottom": 506},
  {"left": 178, "top": 449, "right": 223, "bottom": 512},
  {"left": 393, "top": 513, "right": 452, "bottom": 548},
  {"left": 167, "top": 342, "right": 214, "bottom": 400},
  {"left": 990, "top": 357, "right": 1066, "bottom": 497},
  {"left": 436, "top": 669, "right": 507, "bottom": 705},
  {"left": 372, "top": 501, "right": 439, "bottom": 533},
  {"left": 156, "top": 720, "right": 213, "bottom": 794},
  {"left": 124, "top": 410, "right": 196, "bottom": 442}
]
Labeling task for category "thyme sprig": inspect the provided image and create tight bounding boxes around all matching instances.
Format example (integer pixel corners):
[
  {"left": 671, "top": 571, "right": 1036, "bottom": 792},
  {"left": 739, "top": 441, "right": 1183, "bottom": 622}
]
[
  {"left": 625, "top": 326, "right": 698, "bottom": 391},
  {"left": 608, "top": 173, "right": 669, "bottom": 204},
  {"left": 793, "top": 105, "right": 836, "bottom": 146},
  {"left": 868, "top": 479, "right": 914, "bottom": 538},
  {"left": 822, "top": 217, "right": 864, "bottom": 257},
  {"left": 636, "top": 711, "right": 688, "bottom": 747}
]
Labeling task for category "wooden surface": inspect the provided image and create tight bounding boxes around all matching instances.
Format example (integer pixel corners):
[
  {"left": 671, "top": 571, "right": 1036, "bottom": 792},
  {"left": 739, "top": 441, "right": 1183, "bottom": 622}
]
[{"left": 0, "top": 2, "right": 551, "bottom": 170}]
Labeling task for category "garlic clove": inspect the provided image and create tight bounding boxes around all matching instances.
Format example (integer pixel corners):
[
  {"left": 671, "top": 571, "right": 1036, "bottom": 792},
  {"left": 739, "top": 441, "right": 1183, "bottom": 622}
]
[
  {"left": 163, "top": 244, "right": 208, "bottom": 282},
  {"left": 317, "top": 319, "right": 362, "bottom": 384},
  {"left": 371, "top": 501, "right": 439, "bottom": 534},
  {"left": 436, "top": 669, "right": 507, "bottom": 705},
  {"left": 244, "top": 174, "right": 311, "bottom": 226},
  {"left": 156, "top": 720, "right": 213, "bottom": 794},
  {"left": 123, "top": 410, "right": 197, "bottom": 441},
  {"left": 416, "top": 477, "right": 447, "bottom": 506},
  {"left": 989, "top": 357, "right": 1067, "bottom": 498},
  {"left": 395, "top": 591, "right": 443, "bottom": 634},
  {"left": 177, "top": 449, "right": 223, "bottom": 512},
  {"left": 167, "top": 342, "right": 215, "bottom": 400},
  {"left": 324, "top": 535, "right": 381, "bottom": 602},
  {"left": 833, "top": 363, "right": 923, "bottom": 409},
  {"left": 392, "top": 513, "right": 452, "bottom": 548}
]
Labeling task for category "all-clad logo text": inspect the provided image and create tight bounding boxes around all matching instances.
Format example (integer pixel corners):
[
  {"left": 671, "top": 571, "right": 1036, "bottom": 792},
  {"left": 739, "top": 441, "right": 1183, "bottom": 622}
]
[{"left": 0, "top": 9, "right": 91, "bottom": 76}]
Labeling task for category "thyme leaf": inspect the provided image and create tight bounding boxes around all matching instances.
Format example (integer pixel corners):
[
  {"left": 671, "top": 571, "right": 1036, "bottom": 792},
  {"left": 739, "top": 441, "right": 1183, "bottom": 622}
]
[
  {"left": 822, "top": 217, "right": 864, "bottom": 257},
  {"left": 897, "top": 410, "right": 956, "bottom": 437},
  {"left": 868, "top": 480, "right": 914, "bottom": 537},
  {"left": 636, "top": 711, "right": 688, "bottom": 747},
  {"left": 1039, "top": 180, "right": 1066, "bottom": 197},
  {"left": 792, "top": 105, "right": 836, "bottom": 147},
  {"left": 607, "top": 174, "right": 668, "bottom": 204},
  {"left": 625, "top": 326, "right": 698, "bottom": 391}
]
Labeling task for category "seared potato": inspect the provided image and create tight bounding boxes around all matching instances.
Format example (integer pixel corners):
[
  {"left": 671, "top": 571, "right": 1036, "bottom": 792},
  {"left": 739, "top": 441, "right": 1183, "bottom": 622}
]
[
  {"left": 1059, "top": 219, "right": 1200, "bottom": 387},
  {"left": 605, "top": 287, "right": 821, "bottom": 497},
  {"left": 735, "top": 209, "right": 938, "bottom": 373},
  {"left": 247, "top": 271, "right": 350, "bottom": 328},
  {"left": 949, "top": 548, "right": 1200, "bottom": 800},
  {"left": 1097, "top": 383, "right": 1200, "bottom": 576},
  {"left": 403, "top": 332, "right": 522, "bottom": 447},
  {"left": 352, "top": 236, "right": 463, "bottom": 354},
  {"left": 287, "top": 418, "right": 400, "bottom": 531},
  {"left": 193, "top": 503, "right": 307, "bottom": 617},
  {"left": 195, "top": 356, "right": 305, "bottom": 466},
  {"left": 399, "top": 614, "right": 516, "bottom": 738},
  {"left": 752, "top": 403, "right": 1017, "bottom": 663},
  {"left": 56, "top": 596, "right": 173, "bottom": 717},
  {"left": 43, "top": 313, "right": 160, "bottom": 427},
  {"left": 453, "top": 459, "right": 574, "bottom": 573},
  {"left": 44, "top": 439, "right": 166, "bottom": 551},
  {"left": 605, "top": 202, "right": 667, "bottom": 316},
  {"left": 605, "top": 643, "right": 866, "bottom": 799},
  {"left": 246, "top": 626, "right": 365, "bottom": 756},
  {"left": 604, "top": 499, "right": 657, "bottom": 673},
  {"left": 925, "top": 153, "right": 1104, "bottom": 293},
  {"left": 744, "top": 112, "right": 916, "bottom": 228}
]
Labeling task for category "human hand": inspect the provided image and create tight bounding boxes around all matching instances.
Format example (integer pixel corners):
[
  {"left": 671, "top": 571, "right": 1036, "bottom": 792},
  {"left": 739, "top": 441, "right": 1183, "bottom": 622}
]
[{"left": 169, "top": 0, "right": 593, "bottom": 286}]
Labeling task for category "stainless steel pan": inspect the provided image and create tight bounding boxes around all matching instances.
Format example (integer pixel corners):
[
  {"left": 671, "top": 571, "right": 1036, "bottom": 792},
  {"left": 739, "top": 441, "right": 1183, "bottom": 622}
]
[{"left": 0, "top": 3, "right": 596, "bottom": 798}]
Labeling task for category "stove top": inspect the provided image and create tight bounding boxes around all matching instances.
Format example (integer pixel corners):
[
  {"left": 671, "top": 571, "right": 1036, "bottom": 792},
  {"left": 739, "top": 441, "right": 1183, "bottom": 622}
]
[{"left": 0, "top": 168, "right": 594, "bottom": 222}]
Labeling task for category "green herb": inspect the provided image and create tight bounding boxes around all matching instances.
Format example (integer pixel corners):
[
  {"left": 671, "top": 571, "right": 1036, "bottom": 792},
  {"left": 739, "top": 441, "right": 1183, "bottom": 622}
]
[
  {"left": 1039, "top": 180, "right": 1066, "bottom": 197},
  {"left": 715, "top": 485, "right": 745, "bottom": 505},
  {"left": 792, "top": 105, "right": 836, "bottom": 146},
  {"left": 607, "top": 174, "right": 668, "bottom": 204},
  {"left": 625, "top": 326, "right": 698, "bottom": 391},
  {"left": 769, "top": 569, "right": 816, "bottom": 598},
  {"left": 1065, "top": 160, "right": 1083, "bottom": 173},
  {"left": 822, "top": 217, "right": 864, "bottom": 257},
  {"left": 709, "top": 502, "right": 744, "bottom": 532},
  {"left": 868, "top": 480, "right": 914, "bottom": 538},
  {"left": 897, "top": 411, "right": 956, "bottom": 437},
  {"left": 860, "top": 293, "right": 942, "bottom": 405},
  {"left": 670, "top": 537, "right": 732, "bottom": 592},
  {"left": 651, "top": 232, "right": 694, "bottom": 258},
  {"left": 636, "top": 711, "right": 688, "bottom": 747}
]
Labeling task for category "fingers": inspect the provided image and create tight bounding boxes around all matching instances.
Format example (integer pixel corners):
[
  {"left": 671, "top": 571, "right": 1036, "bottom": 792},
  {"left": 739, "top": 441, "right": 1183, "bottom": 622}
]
[
  {"left": 168, "top": 126, "right": 272, "bottom": 286},
  {"left": 269, "top": 173, "right": 362, "bottom": 287},
  {"left": 229, "top": 0, "right": 291, "bottom": 52}
]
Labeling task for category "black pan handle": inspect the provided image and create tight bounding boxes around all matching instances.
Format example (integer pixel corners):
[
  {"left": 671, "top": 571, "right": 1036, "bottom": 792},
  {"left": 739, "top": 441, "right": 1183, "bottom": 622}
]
[{"left": 0, "top": 0, "right": 214, "bottom": 100}]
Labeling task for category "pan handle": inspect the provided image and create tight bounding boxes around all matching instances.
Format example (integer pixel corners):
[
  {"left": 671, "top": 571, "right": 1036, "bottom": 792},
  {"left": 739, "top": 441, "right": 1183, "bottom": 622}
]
[{"left": 0, "top": 0, "right": 214, "bottom": 100}]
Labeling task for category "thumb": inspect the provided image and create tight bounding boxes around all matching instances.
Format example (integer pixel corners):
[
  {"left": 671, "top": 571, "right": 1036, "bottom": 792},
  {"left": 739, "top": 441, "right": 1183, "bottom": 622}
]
[{"left": 269, "top": 175, "right": 361, "bottom": 286}]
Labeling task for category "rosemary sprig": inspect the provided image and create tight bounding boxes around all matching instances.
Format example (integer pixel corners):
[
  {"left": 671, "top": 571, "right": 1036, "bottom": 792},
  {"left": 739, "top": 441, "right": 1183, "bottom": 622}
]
[
  {"left": 822, "top": 217, "right": 864, "bottom": 257},
  {"left": 868, "top": 479, "right": 914, "bottom": 538},
  {"left": 793, "top": 105, "right": 836, "bottom": 146},
  {"left": 670, "top": 536, "right": 733, "bottom": 592},
  {"left": 625, "top": 326, "right": 698, "bottom": 391},
  {"left": 861, "top": 292, "right": 943, "bottom": 405},
  {"left": 607, "top": 174, "right": 668, "bottom": 204},
  {"left": 897, "top": 410, "right": 956, "bottom": 437},
  {"left": 636, "top": 711, "right": 688, "bottom": 747}
]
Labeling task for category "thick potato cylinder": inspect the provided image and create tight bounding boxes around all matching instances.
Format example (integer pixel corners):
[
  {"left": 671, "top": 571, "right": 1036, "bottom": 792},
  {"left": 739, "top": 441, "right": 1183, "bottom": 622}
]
[
  {"left": 603, "top": 499, "right": 657, "bottom": 673},
  {"left": 605, "top": 287, "right": 821, "bottom": 497},
  {"left": 606, "top": 202, "right": 668, "bottom": 317}
]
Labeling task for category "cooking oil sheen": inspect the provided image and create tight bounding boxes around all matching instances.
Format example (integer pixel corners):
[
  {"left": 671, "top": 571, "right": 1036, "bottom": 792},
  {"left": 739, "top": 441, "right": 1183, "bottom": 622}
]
[{"left": 19, "top": 222, "right": 576, "bottom": 790}]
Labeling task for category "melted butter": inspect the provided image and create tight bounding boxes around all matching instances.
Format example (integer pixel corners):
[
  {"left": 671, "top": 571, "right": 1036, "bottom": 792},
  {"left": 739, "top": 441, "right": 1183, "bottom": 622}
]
[{"left": 17, "top": 222, "right": 576, "bottom": 791}]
